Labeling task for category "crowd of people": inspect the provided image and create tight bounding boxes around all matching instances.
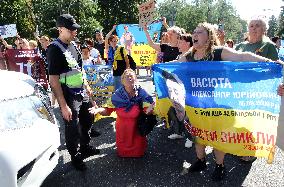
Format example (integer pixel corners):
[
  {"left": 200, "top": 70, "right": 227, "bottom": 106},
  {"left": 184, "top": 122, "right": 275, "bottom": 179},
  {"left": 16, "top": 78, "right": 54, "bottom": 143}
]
[{"left": 0, "top": 13, "right": 283, "bottom": 182}]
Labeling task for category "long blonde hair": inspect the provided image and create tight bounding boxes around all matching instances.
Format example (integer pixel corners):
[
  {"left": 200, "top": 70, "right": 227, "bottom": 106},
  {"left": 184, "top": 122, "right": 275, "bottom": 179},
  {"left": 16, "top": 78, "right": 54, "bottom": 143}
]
[{"left": 192, "top": 22, "right": 220, "bottom": 60}]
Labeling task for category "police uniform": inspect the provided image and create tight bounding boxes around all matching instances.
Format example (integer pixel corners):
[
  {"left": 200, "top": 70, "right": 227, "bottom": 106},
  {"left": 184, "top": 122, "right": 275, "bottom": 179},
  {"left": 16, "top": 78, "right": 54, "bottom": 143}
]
[{"left": 47, "top": 14, "right": 99, "bottom": 171}]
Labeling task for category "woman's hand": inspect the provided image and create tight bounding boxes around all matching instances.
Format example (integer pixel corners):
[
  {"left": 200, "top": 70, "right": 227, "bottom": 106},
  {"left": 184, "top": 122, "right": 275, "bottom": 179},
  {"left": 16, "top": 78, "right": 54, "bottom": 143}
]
[
  {"left": 277, "top": 84, "right": 284, "bottom": 96},
  {"left": 88, "top": 107, "right": 104, "bottom": 115}
]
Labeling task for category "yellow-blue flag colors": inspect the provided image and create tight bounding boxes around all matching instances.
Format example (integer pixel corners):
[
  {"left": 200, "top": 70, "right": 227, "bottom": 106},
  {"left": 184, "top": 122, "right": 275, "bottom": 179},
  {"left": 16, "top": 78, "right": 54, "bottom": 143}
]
[
  {"left": 153, "top": 62, "right": 282, "bottom": 158},
  {"left": 116, "top": 21, "right": 162, "bottom": 66},
  {"left": 83, "top": 65, "right": 114, "bottom": 97}
]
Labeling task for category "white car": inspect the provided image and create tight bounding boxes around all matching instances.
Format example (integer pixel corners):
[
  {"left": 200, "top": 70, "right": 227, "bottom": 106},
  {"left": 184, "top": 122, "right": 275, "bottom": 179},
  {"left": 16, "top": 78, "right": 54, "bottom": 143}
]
[{"left": 0, "top": 70, "right": 60, "bottom": 187}]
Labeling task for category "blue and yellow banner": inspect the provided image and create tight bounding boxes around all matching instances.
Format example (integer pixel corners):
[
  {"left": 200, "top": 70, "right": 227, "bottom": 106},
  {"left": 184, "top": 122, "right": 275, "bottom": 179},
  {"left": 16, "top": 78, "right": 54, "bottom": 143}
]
[
  {"left": 116, "top": 21, "right": 162, "bottom": 66},
  {"left": 83, "top": 65, "right": 114, "bottom": 96},
  {"left": 153, "top": 62, "right": 282, "bottom": 158}
]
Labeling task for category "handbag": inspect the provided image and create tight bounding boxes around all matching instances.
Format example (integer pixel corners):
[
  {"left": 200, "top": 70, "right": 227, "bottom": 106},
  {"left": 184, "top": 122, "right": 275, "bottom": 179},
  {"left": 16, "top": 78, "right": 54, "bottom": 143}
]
[{"left": 137, "top": 103, "right": 157, "bottom": 136}]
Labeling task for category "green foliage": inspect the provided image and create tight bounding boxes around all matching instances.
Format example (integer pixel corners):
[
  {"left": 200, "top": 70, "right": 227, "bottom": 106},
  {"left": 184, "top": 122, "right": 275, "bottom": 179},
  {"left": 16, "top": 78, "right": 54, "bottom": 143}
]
[
  {"left": 0, "top": 0, "right": 35, "bottom": 39},
  {"left": 267, "top": 15, "right": 278, "bottom": 38},
  {"left": 157, "top": 0, "right": 185, "bottom": 26},
  {"left": 175, "top": 4, "right": 207, "bottom": 32},
  {"left": 278, "top": 3, "right": 284, "bottom": 38},
  {"left": 95, "top": 0, "right": 146, "bottom": 34},
  {"left": 32, "top": 0, "right": 100, "bottom": 40},
  {"left": 0, "top": 0, "right": 100, "bottom": 40},
  {"left": 157, "top": 0, "right": 247, "bottom": 43}
]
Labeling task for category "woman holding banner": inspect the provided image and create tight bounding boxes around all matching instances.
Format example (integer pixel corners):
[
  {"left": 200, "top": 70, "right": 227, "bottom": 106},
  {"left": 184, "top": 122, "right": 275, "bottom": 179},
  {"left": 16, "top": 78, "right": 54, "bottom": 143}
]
[
  {"left": 143, "top": 19, "right": 182, "bottom": 63},
  {"left": 88, "top": 69, "right": 154, "bottom": 157},
  {"left": 177, "top": 22, "right": 283, "bottom": 181}
]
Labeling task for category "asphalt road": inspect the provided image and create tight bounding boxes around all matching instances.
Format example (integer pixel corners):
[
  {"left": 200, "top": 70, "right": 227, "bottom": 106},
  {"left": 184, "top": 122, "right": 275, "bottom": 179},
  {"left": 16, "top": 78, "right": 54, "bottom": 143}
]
[{"left": 42, "top": 69, "right": 284, "bottom": 187}]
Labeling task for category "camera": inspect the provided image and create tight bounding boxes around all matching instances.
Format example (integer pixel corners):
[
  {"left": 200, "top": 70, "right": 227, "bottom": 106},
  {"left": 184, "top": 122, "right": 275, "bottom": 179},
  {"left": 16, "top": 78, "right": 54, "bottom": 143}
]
[{"left": 218, "top": 24, "right": 224, "bottom": 31}]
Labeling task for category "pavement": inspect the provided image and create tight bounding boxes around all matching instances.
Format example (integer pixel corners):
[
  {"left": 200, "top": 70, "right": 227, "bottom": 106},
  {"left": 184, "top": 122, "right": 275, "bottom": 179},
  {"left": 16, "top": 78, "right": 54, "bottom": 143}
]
[{"left": 42, "top": 68, "right": 284, "bottom": 187}]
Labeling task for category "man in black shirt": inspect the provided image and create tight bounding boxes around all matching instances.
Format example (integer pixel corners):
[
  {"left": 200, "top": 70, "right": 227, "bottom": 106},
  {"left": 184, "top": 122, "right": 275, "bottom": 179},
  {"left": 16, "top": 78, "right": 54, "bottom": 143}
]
[
  {"left": 93, "top": 30, "right": 107, "bottom": 64},
  {"left": 47, "top": 14, "right": 99, "bottom": 171}
]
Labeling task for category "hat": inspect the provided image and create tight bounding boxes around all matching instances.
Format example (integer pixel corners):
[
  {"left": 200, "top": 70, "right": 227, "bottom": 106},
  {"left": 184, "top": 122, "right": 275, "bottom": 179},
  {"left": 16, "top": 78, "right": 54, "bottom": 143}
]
[
  {"left": 80, "top": 43, "right": 90, "bottom": 50},
  {"left": 94, "top": 29, "right": 101, "bottom": 34},
  {"left": 56, "top": 14, "right": 80, "bottom": 31}
]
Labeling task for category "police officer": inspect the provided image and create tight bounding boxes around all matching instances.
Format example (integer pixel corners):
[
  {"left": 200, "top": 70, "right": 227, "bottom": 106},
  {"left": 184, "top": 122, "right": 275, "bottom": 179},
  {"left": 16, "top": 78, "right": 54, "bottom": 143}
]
[{"left": 48, "top": 14, "right": 99, "bottom": 171}]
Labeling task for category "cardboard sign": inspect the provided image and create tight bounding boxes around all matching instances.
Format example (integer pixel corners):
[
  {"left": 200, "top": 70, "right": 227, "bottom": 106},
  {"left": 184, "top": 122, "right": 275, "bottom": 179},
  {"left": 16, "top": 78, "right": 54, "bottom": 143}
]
[
  {"left": 138, "top": 0, "right": 156, "bottom": 27},
  {"left": 0, "top": 24, "right": 17, "bottom": 38}
]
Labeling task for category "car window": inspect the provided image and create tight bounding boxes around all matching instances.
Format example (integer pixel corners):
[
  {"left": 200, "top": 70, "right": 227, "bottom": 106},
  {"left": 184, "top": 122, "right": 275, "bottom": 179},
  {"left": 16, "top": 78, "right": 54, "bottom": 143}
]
[{"left": 0, "top": 95, "right": 53, "bottom": 131}]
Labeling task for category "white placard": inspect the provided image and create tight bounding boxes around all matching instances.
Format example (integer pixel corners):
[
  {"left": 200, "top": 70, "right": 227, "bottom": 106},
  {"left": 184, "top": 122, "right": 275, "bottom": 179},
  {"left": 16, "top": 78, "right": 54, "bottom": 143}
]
[{"left": 0, "top": 24, "right": 17, "bottom": 38}]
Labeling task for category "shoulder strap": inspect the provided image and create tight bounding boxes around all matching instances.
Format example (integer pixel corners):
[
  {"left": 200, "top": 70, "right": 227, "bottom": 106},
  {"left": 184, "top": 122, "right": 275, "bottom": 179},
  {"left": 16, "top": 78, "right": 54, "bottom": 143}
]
[
  {"left": 51, "top": 40, "right": 67, "bottom": 53},
  {"left": 213, "top": 47, "right": 223, "bottom": 61},
  {"left": 119, "top": 46, "right": 125, "bottom": 61}
]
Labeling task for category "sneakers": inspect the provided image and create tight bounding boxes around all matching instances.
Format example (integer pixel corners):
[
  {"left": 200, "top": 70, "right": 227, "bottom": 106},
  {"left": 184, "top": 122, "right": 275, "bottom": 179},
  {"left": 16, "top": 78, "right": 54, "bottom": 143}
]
[
  {"left": 90, "top": 128, "right": 101, "bottom": 137},
  {"left": 71, "top": 153, "right": 87, "bottom": 171},
  {"left": 185, "top": 138, "right": 193, "bottom": 148},
  {"left": 211, "top": 164, "right": 226, "bottom": 181},
  {"left": 168, "top": 133, "right": 183, "bottom": 139},
  {"left": 80, "top": 146, "right": 100, "bottom": 159},
  {"left": 188, "top": 158, "right": 207, "bottom": 172}
]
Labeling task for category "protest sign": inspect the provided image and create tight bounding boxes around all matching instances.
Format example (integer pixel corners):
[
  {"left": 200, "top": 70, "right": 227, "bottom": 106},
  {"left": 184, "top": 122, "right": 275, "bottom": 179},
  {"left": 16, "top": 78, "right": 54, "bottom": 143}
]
[
  {"left": 116, "top": 21, "right": 162, "bottom": 66},
  {"left": 83, "top": 64, "right": 114, "bottom": 102},
  {"left": 153, "top": 62, "right": 282, "bottom": 158},
  {"left": 5, "top": 49, "right": 48, "bottom": 89},
  {"left": 0, "top": 24, "right": 17, "bottom": 38},
  {"left": 138, "top": 0, "right": 156, "bottom": 27}
]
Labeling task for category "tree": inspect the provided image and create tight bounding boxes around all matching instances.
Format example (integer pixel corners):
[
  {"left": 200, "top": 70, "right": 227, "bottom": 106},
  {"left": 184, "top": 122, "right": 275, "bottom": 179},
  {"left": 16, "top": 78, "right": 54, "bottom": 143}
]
[
  {"left": 0, "top": 0, "right": 35, "bottom": 39},
  {"left": 157, "top": 0, "right": 247, "bottom": 43},
  {"left": 278, "top": 3, "right": 284, "bottom": 37},
  {"left": 95, "top": 0, "right": 146, "bottom": 34},
  {"left": 157, "top": 0, "right": 185, "bottom": 26},
  {"left": 267, "top": 15, "right": 278, "bottom": 38},
  {"left": 0, "top": 0, "right": 100, "bottom": 40},
  {"left": 32, "top": 0, "right": 100, "bottom": 39}
]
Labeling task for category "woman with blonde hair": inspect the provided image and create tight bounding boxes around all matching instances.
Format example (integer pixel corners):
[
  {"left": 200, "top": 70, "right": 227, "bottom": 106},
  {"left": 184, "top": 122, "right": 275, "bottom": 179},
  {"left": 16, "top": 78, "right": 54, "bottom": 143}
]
[
  {"left": 89, "top": 69, "right": 155, "bottom": 157},
  {"left": 144, "top": 17, "right": 182, "bottom": 63},
  {"left": 178, "top": 22, "right": 283, "bottom": 181},
  {"left": 28, "top": 40, "right": 38, "bottom": 49}
]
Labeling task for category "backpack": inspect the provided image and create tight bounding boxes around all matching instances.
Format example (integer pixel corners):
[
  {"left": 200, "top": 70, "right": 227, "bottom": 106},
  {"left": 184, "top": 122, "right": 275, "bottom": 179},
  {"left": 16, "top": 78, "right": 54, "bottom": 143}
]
[{"left": 119, "top": 47, "right": 136, "bottom": 70}]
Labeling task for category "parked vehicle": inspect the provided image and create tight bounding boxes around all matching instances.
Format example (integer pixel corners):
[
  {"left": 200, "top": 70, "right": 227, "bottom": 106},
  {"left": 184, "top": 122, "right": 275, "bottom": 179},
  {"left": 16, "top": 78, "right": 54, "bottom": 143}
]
[{"left": 0, "top": 70, "right": 60, "bottom": 187}]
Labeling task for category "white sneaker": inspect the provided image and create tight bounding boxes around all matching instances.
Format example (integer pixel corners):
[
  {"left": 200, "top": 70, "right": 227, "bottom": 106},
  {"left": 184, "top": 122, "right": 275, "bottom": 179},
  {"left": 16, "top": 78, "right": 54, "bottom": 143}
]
[
  {"left": 185, "top": 138, "right": 193, "bottom": 148},
  {"left": 168, "top": 134, "right": 183, "bottom": 139}
]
